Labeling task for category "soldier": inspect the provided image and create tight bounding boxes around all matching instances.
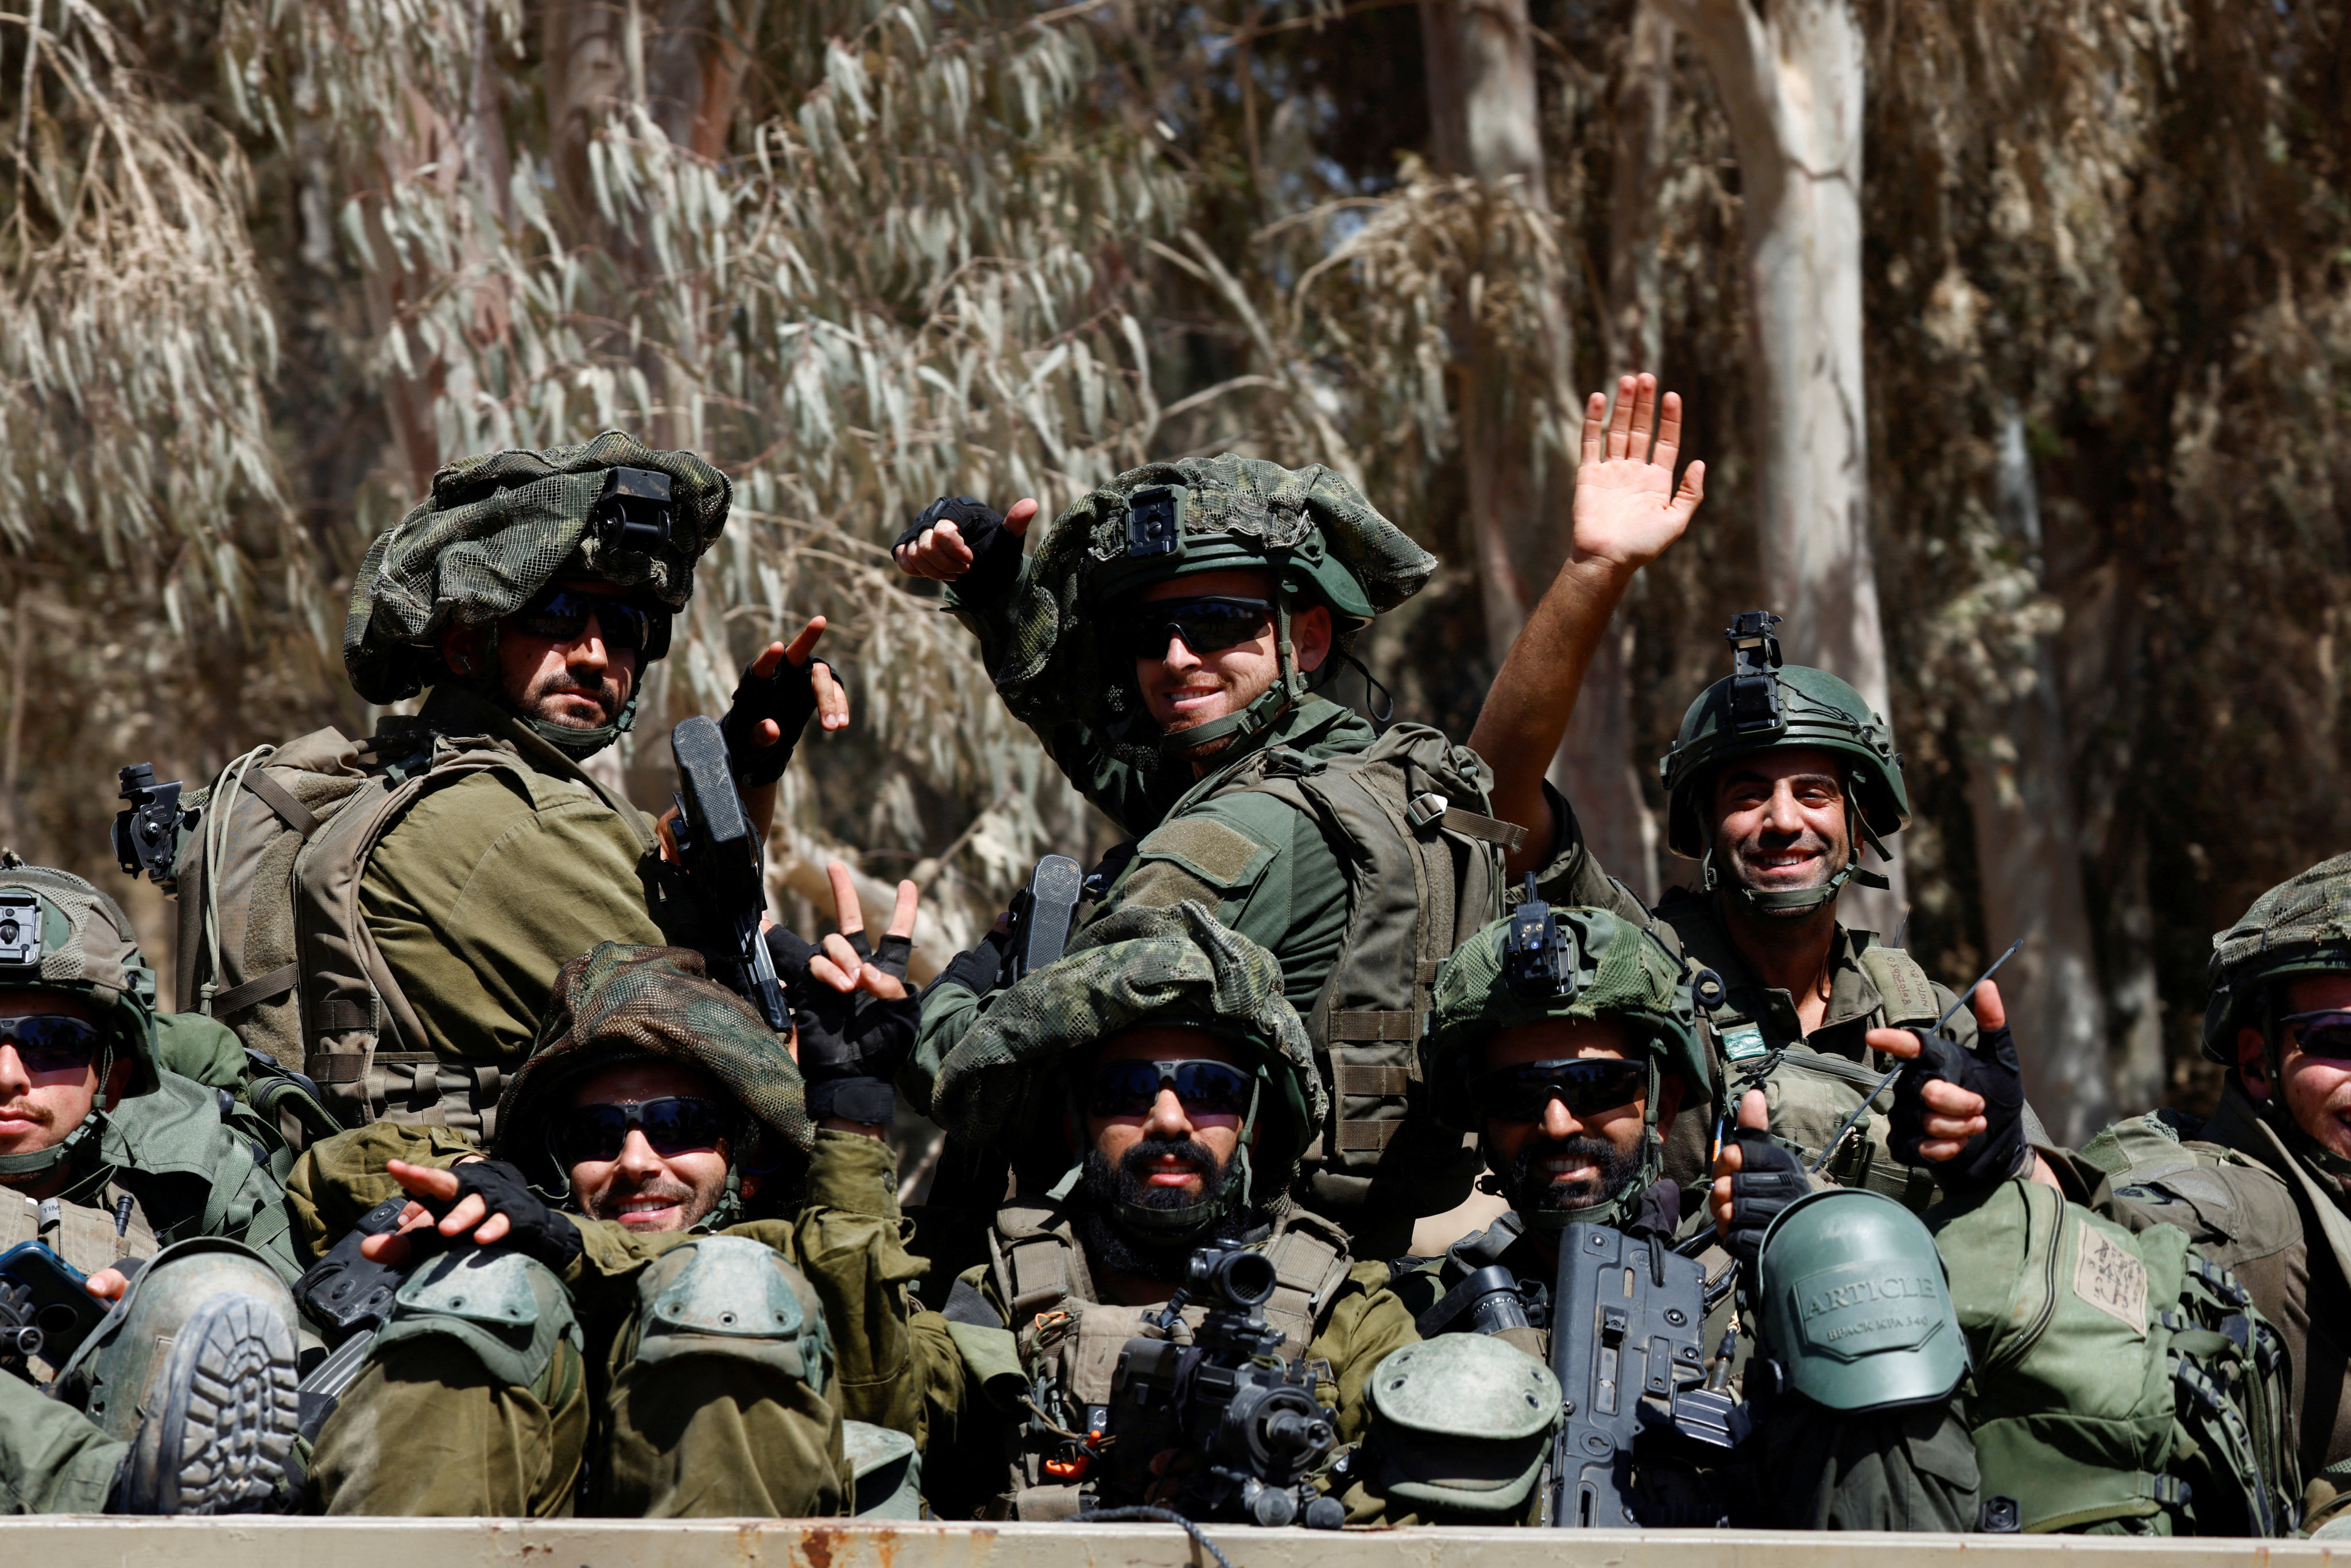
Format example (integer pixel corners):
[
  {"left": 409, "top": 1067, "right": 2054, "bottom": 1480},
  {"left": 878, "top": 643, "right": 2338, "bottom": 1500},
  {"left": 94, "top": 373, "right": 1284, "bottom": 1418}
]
[
  {"left": 907, "top": 903, "right": 1419, "bottom": 1520},
  {"left": 1354, "top": 900, "right": 1982, "bottom": 1530},
  {"left": 299, "top": 936, "right": 925, "bottom": 1517},
  {"left": 1470, "top": 374, "right": 2049, "bottom": 1203},
  {"left": 177, "top": 432, "right": 845, "bottom": 1136},
  {"left": 2069, "top": 854, "right": 2351, "bottom": 1531},
  {"left": 0, "top": 855, "right": 303, "bottom": 1514},
  {"left": 894, "top": 436, "right": 1697, "bottom": 1248}
]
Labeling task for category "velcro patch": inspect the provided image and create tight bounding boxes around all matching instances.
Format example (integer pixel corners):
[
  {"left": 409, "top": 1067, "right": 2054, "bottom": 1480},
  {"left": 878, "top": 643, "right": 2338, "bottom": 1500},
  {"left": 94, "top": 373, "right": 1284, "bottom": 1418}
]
[
  {"left": 1856, "top": 947, "right": 1942, "bottom": 1027},
  {"left": 1133, "top": 817, "right": 1273, "bottom": 891},
  {"left": 2072, "top": 1226, "right": 2149, "bottom": 1337}
]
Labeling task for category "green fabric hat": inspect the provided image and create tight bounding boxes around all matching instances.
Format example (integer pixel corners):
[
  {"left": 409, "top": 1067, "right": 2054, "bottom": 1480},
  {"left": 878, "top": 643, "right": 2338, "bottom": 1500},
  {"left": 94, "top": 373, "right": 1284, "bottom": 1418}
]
[
  {"left": 983, "top": 455, "right": 1435, "bottom": 764},
  {"left": 344, "top": 431, "right": 733, "bottom": 704},
  {"left": 0, "top": 854, "right": 159, "bottom": 1099},
  {"left": 2203, "top": 852, "right": 2351, "bottom": 1064},
  {"left": 493, "top": 942, "right": 812, "bottom": 1200},
  {"left": 931, "top": 901, "right": 1324, "bottom": 1194},
  {"left": 1422, "top": 905, "right": 1705, "bottom": 1134}
]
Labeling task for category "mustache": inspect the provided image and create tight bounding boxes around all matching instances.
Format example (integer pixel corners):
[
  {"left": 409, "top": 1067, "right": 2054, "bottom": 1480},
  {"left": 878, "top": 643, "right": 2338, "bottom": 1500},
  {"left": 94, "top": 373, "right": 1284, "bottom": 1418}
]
[
  {"left": 0, "top": 1101, "right": 51, "bottom": 1127},
  {"left": 1085, "top": 1135, "right": 1230, "bottom": 1212}
]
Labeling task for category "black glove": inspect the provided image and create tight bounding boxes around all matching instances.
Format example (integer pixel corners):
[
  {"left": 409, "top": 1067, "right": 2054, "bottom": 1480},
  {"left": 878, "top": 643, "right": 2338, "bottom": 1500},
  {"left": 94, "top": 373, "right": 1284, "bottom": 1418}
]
[
  {"left": 719, "top": 653, "right": 834, "bottom": 788},
  {"left": 431, "top": 1160, "right": 583, "bottom": 1273},
  {"left": 792, "top": 929, "right": 918, "bottom": 1125},
  {"left": 1721, "top": 1129, "right": 1807, "bottom": 1268},
  {"left": 1888, "top": 1023, "right": 2028, "bottom": 1194},
  {"left": 894, "top": 496, "right": 1022, "bottom": 603},
  {"left": 765, "top": 924, "right": 817, "bottom": 990},
  {"left": 931, "top": 926, "right": 1013, "bottom": 1000}
]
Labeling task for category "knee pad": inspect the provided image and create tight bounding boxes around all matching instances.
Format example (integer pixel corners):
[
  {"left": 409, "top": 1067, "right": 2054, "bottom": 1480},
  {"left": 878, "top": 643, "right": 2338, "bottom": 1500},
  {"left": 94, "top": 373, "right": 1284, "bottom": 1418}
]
[
  {"left": 370, "top": 1244, "right": 580, "bottom": 1393},
  {"left": 63, "top": 1237, "right": 298, "bottom": 1443},
  {"left": 629, "top": 1235, "right": 833, "bottom": 1395}
]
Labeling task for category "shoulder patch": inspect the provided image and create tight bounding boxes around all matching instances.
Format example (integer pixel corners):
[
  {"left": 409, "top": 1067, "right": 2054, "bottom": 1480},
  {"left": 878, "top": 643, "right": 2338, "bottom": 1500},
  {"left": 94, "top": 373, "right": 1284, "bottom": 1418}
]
[
  {"left": 1855, "top": 946, "right": 1940, "bottom": 1027},
  {"left": 1134, "top": 816, "right": 1276, "bottom": 892}
]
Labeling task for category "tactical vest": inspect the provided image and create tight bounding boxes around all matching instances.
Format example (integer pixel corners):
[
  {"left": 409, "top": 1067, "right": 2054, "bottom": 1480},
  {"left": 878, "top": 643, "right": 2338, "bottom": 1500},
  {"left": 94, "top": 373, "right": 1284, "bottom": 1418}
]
[
  {"left": 985, "top": 1196, "right": 1354, "bottom": 1519},
  {"left": 2, "top": 1184, "right": 162, "bottom": 1383},
  {"left": 1131, "top": 722, "right": 1520, "bottom": 1217},
  {"left": 1934, "top": 1178, "right": 2301, "bottom": 1535},
  {"left": 166, "top": 720, "right": 646, "bottom": 1140},
  {"left": 1659, "top": 889, "right": 1948, "bottom": 1207}
]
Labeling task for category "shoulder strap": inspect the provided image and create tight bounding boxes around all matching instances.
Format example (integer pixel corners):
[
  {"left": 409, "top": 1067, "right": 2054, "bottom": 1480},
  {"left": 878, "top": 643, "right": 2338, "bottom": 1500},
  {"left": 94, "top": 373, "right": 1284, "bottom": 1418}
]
[
  {"left": 988, "top": 1198, "right": 1098, "bottom": 1331},
  {"left": 1257, "top": 1207, "right": 1354, "bottom": 1348}
]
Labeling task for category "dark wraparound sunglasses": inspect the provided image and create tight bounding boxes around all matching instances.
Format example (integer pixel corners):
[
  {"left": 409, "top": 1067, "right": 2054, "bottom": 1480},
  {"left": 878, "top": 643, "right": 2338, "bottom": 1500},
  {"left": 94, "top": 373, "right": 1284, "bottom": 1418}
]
[
  {"left": 2282, "top": 1011, "right": 2351, "bottom": 1060},
  {"left": 552, "top": 1096, "right": 733, "bottom": 1166},
  {"left": 512, "top": 588, "right": 656, "bottom": 657},
  {"left": 1117, "top": 597, "right": 1274, "bottom": 664},
  {"left": 1463, "top": 1058, "right": 1647, "bottom": 1123},
  {"left": 0, "top": 1015, "right": 105, "bottom": 1074},
  {"left": 1085, "top": 1059, "right": 1256, "bottom": 1120}
]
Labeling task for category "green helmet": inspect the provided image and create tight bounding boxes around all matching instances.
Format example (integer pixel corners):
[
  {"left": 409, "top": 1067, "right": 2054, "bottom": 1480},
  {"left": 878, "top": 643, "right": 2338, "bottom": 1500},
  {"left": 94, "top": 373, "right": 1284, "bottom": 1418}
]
[
  {"left": 1421, "top": 893, "right": 1707, "bottom": 1230},
  {"left": 985, "top": 455, "right": 1435, "bottom": 763},
  {"left": 0, "top": 854, "right": 160, "bottom": 1183},
  {"left": 1752, "top": 1188, "right": 1969, "bottom": 1412},
  {"left": 1657, "top": 611, "right": 1907, "bottom": 916},
  {"left": 494, "top": 943, "right": 814, "bottom": 1224},
  {"left": 343, "top": 431, "right": 733, "bottom": 757},
  {"left": 930, "top": 901, "right": 1326, "bottom": 1242},
  {"left": 2203, "top": 853, "right": 2351, "bottom": 1068}
]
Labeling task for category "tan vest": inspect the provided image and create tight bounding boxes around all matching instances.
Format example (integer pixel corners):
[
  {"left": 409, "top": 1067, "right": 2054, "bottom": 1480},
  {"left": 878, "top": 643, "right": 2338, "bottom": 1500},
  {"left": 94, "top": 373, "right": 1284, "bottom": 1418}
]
[{"left": 1, "top": 1186, "right": 160, "bottom": 1380}]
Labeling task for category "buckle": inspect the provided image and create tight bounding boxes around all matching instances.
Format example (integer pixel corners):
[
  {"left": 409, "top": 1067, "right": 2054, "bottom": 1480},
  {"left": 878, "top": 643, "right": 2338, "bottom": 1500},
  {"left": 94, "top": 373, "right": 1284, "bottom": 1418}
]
[{"left": 1407, "top": 792, "right": 1448, "bottom": 831}]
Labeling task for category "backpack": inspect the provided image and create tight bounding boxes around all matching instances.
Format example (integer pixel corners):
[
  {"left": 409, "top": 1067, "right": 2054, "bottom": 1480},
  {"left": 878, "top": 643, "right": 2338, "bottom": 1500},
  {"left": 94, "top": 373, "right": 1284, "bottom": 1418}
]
[
  {"left": 157, "top": 719, "right": 547, "bottom": 1141},
  {"left": 1171, "top": 722, "right": 1520, "bottom": 1205},
  {"left": 1932, "top": 1178, "right": 2300, "bottom": 1535}
]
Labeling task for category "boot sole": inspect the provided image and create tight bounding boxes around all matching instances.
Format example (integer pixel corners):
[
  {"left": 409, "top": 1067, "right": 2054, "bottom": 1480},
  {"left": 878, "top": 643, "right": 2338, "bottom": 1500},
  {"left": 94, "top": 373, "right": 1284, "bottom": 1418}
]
[{"left": 140, "top": 1291, "right": 301, "bottom": 1515}]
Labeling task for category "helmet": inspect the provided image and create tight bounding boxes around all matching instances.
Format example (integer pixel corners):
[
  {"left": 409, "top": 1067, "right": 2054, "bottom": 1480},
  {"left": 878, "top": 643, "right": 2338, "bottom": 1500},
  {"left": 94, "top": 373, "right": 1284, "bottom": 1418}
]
[
  {"left": 1657, "top": 611, "right": 1908, "bottom": 916},
  {"left": 929, "top": 901, "right": 1326, "bottom": 1242},
  {"left": 1420, "top": 891, "right": 1706, "bottom": 1230},
  {"left": 986, "top": 455, "right": 1435, "bottom": 763},
  {"left": 343, "top": 431, "right": 733, "bottom": 756},
  {"left": 2203, "top": 853, "right": 2351, "bottom": 1067},
  {"left": 1752, "top": 1188, "right": 1969, "bottom": 1412},
  {"left": 493, "top": 943, "right": 814, "bottom": 1222},
  {"left": 0, "top": 854, "right": 160, "bottom": 1183}
]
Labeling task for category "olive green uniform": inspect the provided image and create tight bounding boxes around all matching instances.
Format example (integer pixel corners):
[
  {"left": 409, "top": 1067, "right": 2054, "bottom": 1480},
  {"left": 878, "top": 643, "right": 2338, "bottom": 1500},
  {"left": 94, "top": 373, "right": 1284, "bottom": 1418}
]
[
  {"left": 359, "top": 684, "right": 671, "bottom": 1077},
  {"left": 2071, "top": 1085, "right": 2351, "bottom": 1516}
]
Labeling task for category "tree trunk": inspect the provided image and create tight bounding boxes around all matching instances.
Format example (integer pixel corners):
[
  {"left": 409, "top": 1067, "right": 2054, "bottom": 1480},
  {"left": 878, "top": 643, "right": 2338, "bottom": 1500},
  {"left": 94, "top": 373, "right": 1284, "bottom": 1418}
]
[
  {"left": 1963, "top": 402, "right": 2112, "bottom": 1145},
  {"left": 1655, "top": 0, "right": 1905, "bottom": 932},
  {"left": 1422, "top": 1, "right": 1655, "bottom": 886}
]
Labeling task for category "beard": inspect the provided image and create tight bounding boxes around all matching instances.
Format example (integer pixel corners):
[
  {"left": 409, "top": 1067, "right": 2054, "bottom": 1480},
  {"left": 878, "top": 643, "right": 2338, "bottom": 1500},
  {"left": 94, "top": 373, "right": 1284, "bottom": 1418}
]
[
  {"left": 1500, "top": 1132, "right": 1644, "bottom": 1215},
  {"left": 1072, "top": 1136, "right": 1254, "bottom": 1281},
  {"left": 517, "top": 667, "right": 630, "bottom": 729}
]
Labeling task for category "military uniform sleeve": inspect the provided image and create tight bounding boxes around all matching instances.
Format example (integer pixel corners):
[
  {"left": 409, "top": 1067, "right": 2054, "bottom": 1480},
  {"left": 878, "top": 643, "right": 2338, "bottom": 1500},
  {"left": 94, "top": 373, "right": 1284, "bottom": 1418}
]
[
  {"left": 792, "top": 1129, "right": 939, "bottom": 1435},
  {"left": 361, "top": 772, "right": 668, "bottom": 1066},
  {"left": 906, "top": 981, "right": 985, "bottom": 1119},
  {"left": 286, "top": 1121, "right": 481, "bottom": 1260},
  {"left": 1530, "top": 780, "right": 1652, "bottom": 923},
  {"left": 1309, "top": 1262, "right": 1423, "bottom": 1449}
]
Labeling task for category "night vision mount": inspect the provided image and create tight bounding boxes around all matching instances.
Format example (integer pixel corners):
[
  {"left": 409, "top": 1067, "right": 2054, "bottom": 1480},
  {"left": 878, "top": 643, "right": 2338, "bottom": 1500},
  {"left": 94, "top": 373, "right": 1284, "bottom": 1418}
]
[
  {"left": 590, "top": 466, "right": 674, "bottom": 555},
  {"left": 1724, "top": 610, "right": 1784, "bottom": 735},
  {"left": 1503, "top": 873, "right": 1567, "bottom": 1000}
]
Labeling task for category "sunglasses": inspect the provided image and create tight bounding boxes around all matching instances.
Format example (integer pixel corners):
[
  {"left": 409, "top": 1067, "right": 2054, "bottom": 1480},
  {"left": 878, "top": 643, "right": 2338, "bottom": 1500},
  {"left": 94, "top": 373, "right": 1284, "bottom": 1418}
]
[
  {"left": 551, "top": 1096, "right": 733, "bottom": 1166},
  {"left": 2282, "top": 1011, "right": 2351, "bottom": 1060},
  {"left": 0, "top": 1015, "right": 106, "bottom": 1075},
  {"left": 1463, "top": 1058, "right": 1647, "bottom": 1123},
  {"left": 1085, "top": 1059, "right": 1257, "bottom": 1121},
  {"left": 511, "top": 588, "right": 656, "bottom": 657},
  {"left": 1118, "top": 597, "right": 1273, "bottom": 664}
]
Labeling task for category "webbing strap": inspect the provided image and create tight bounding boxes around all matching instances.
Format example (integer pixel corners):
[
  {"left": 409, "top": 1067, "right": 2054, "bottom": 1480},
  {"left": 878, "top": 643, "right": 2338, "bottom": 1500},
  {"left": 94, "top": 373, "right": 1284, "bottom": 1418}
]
[
  {"left": 1439, "top": 806, "right": 1527, "bottom": 851},
  {"left": 1335, "top": 1119, "right": 1403, "bottom": 1153},
  {"left": 1333, "top": 1063, "right": 1411, "bottom": 1097},
  {"left": 239, "top": 770, "right": 320, "bottom": 837},
  {"left": 1006, "top": 1232, "right": 1077, "bottom": 1321},
  {"left": 1330, "top": 1011, "right": 1419, "bottom": 1042},
  {"left": 207, "top": 962, "right": 297, "bottom": 1018}
]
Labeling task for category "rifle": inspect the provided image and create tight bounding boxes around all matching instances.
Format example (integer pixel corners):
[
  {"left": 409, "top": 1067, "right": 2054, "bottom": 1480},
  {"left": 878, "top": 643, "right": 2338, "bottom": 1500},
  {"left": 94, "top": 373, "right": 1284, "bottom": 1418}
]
[
  {"left": 1546, "top": 1222, "right": 1746, "bottom": 1527},
  {"left": 1005, "top": 853, "right": 1084, "bottom": 982},
  {"left": 669, "top": 715, "right": 789, "bottom": 1031},
  {"left": 0, "top": 1241, "right": 111, "bottom": 1384},
  {"left": 1097, "top": 1244, "right": 1349, "bottom": 1529},
  {"left": 291, "top": 1194, "right": 417, "bottom": 1440}
]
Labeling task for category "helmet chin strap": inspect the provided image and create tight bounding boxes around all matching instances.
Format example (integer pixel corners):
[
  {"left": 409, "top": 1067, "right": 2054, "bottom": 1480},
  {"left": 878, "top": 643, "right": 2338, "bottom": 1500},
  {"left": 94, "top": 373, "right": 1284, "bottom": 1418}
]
[
  {"left": 1703, "top": 775, "right": 1891, "bottom": 920},
  {"left": 1160, "top": 591, "right": 1308, "bottom": 760},
  {"left": 0, "top": 1110, "right": 103, "bottom": 1180}
]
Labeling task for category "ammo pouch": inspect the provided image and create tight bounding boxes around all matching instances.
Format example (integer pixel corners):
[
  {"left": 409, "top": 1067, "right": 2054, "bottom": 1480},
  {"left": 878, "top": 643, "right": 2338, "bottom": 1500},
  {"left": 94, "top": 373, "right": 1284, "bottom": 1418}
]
[
  {"left": 1932, "top": 1178, "right": 2300, "bottom": 1535},
  {"left": 1154, "top": 723, "right": 1517, "bottom": 1221}
]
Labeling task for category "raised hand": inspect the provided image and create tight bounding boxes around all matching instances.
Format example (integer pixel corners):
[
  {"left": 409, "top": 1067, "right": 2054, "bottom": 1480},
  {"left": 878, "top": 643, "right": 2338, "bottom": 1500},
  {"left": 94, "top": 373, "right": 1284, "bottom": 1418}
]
[
  {"left": 722, "top": 615, "right": 850, "bottom": 789},
  {"left": 893, "top": 496, "right": 1039, "bottom": 586},
  {"left": 1573, "top": 373, "right": 1706, "bottom": 573},
  {"left": 795, "top": 861, "right": 922, "bottom": 1131}
]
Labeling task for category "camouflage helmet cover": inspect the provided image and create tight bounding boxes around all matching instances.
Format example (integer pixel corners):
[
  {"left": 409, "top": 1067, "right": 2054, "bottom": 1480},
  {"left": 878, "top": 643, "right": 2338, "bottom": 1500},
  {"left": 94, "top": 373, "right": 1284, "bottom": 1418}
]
[
  {"left": 2203, "top": 853, "right": 2351, "bottom": 1063},
  {"left": 1423, "top": 905, "right": 1705, "bottom": 1133},
  {"left": 0, "top": 855, "right": 159, "bottom": 1097},
  {"left": 493, "top": 943, "right": 813, "bottom": 1191},
  {"left": 929, "top": 901, "right": 1326, "bottom": 1187},
  {"left": 1659, "top": 659, "right": 1910, "bottom": 860},
  {"left": 343, "top": 431, "right": 733, "bottom": 703},
  {"left": 982, "top": 455, "right": 1436, "bottom": 760}
]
